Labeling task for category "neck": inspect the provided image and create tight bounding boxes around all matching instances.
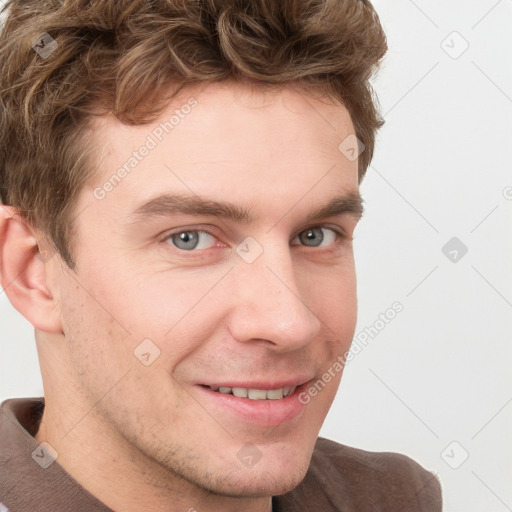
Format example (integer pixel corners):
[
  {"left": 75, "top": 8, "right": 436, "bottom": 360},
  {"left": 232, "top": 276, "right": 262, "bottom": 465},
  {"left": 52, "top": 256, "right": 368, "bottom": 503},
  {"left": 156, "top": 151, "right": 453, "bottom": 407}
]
[{"left": 35, "top": 398, "right": 273, "bottom": 512}]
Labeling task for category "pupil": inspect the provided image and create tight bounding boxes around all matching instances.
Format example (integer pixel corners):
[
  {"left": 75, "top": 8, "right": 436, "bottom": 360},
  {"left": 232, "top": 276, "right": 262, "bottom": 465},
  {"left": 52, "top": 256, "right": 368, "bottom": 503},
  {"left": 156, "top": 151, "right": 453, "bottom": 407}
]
[
  {"left": 301, "top": 228, "right": 323, "bottom": 247},
  {"left": 174, "top": 231, "right": 198, "bottom": 250}
]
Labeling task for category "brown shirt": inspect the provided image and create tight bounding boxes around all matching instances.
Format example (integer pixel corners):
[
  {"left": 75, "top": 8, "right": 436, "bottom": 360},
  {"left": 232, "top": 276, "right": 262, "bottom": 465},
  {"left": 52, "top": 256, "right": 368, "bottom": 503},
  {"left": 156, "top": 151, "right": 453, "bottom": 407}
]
[{"left": 0, "top": 397, "right": 442, "bottom": 511}]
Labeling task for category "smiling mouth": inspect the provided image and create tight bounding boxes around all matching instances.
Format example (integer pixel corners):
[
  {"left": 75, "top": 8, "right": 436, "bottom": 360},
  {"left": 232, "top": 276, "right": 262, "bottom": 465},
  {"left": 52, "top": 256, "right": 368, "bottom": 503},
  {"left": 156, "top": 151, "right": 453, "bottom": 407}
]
[{"left": 203, "top": 385, "right": 297, "bottom": 400}]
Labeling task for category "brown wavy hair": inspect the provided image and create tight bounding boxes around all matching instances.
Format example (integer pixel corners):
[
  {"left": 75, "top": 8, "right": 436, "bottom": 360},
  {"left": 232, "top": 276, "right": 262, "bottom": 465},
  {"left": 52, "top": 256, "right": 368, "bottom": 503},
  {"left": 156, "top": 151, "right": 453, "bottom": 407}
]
[{"left": 0, "top": 0, "right": 387, "bottom": 269}]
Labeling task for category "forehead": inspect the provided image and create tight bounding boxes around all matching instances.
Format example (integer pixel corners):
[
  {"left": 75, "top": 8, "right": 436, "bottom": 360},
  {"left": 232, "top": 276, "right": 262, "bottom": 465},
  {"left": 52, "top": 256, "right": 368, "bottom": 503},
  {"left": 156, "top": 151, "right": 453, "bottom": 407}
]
[{"left": 82, "top": 81, "right": 358, "bottom": 225}]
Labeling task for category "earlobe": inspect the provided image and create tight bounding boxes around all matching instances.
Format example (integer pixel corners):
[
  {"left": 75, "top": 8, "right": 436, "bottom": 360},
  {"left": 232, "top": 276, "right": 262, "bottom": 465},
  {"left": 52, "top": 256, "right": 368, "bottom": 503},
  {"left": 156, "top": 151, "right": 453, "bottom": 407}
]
[{"left": 0, "top": 205, "right": 63, "bottom": 333}]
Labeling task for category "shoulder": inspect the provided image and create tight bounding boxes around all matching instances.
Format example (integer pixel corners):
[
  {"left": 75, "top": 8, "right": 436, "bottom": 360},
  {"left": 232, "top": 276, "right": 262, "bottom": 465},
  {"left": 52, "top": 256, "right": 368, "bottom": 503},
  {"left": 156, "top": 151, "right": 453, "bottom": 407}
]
[
  {"left": 313, "top": 436, "right": 439, "bottom": 478},
  {"left": 276, "top": 437, "right": 442, "bottom": 512}
]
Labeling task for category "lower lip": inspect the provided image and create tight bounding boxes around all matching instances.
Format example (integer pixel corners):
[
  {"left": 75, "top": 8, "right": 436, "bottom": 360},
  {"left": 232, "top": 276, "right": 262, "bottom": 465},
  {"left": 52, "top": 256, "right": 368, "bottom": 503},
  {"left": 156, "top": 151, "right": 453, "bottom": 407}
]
[{"left": 195, "top": 383, "right": 310, "bottom": 427}]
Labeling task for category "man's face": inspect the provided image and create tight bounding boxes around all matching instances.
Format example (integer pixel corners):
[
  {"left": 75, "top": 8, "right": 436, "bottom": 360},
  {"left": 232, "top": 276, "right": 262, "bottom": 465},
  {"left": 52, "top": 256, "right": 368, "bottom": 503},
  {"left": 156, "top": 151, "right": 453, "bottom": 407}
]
[{"left": 51, "top": 82, "right": 361, "bottom": 496}]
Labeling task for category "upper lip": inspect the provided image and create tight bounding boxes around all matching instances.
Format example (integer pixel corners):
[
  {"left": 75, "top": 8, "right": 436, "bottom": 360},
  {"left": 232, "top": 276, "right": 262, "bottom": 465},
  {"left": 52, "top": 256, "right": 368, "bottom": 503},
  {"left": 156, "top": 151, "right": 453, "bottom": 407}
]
[{"left": 198, "top": 376, "right": 315, "bottom": 390}]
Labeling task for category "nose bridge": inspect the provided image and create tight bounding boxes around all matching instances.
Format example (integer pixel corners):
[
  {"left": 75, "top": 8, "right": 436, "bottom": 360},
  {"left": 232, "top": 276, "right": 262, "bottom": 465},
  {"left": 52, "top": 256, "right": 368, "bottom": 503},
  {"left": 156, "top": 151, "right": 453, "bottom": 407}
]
[{"left": 227, "top": 237, "right": 322, "bottom": 349}]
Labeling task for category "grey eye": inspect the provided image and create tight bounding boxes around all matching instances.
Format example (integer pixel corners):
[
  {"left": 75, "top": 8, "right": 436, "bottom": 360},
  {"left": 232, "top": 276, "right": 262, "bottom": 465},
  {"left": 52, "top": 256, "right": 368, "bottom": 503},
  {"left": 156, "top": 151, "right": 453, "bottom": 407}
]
[
  {"left": 299, "top": 227, "right": 324, "bottom": 247},
  {"left": 292, "top": 227, "right": 338, "bottom": 248},
  {"left": 166, "top": 230, "right": 216, "bottom": 251}
]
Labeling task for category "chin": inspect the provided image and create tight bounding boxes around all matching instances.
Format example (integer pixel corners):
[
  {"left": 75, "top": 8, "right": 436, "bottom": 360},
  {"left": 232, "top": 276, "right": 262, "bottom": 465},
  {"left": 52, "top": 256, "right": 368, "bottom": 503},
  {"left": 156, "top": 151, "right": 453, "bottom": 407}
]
[
  {"left": 199, "top": 450, "right": 312, "bottom": 499},
  {"left": 211, "top": 465, "right": 309, "bottom": 499}
]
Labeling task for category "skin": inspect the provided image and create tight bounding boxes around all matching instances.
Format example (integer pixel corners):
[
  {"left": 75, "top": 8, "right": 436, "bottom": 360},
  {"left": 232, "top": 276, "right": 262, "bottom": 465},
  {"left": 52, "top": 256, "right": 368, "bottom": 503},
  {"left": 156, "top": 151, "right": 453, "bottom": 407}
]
[{"left": 0, "top": 81, "right": 361, "bottom": 512}]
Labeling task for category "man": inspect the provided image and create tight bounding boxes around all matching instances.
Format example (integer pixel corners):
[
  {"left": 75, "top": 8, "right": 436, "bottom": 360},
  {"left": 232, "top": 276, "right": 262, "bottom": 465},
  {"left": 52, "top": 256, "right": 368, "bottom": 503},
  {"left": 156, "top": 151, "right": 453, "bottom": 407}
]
[{"left": 0, "top": 0, "right": 442, "bottom": 510}]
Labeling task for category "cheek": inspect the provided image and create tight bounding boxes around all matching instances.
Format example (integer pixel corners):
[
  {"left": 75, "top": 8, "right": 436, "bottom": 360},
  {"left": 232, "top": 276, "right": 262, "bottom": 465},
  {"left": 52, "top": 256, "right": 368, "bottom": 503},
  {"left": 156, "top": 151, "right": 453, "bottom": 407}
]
[
  {"left": 89, "top": 260, "right": 230, "bottom": 342},
  {"left": 306, "top": 258, "right": 357, "bottom": 402},
  {"left": 59, "top": 281, "right": 129, "bottom": 380},
  {"left": 311, "top": 257, "right": 357, "bottom": 333},
  {"left": 59, "top": 263, "right": 231, "bottom": 397},
  {"left": 58, "top": 279, "right": 184, "bottom": 429},
  {"left": 58, "top": 260, "right": 158, "bottom": 392}
]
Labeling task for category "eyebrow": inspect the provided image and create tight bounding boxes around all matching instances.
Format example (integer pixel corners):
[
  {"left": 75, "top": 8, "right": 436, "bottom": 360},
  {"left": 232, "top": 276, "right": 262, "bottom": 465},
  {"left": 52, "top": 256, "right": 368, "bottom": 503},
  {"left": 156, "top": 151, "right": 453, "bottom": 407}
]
[{"left": 129, "top": 190, "right": 364, "bottom": 225}]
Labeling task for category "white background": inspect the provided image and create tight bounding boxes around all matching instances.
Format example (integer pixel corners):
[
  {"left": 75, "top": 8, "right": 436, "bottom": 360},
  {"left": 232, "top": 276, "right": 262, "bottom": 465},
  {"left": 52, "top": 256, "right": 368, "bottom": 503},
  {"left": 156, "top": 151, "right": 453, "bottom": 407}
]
[{"left": 1, "top": 1, "right": 511, "bottom": 511}]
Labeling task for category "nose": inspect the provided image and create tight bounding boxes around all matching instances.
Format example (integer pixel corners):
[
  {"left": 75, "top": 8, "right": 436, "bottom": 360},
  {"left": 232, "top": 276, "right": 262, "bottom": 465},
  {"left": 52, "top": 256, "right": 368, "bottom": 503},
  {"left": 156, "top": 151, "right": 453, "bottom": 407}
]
[{"left": 225, "top": 239, "right": 322, "bottom": 352}]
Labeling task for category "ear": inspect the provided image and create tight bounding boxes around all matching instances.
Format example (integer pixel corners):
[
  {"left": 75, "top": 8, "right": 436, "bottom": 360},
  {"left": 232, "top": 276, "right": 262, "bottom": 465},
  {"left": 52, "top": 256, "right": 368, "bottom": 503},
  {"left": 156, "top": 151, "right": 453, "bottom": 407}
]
[{"left": 0, "top": 205, "right": 62, "bottom": 333}]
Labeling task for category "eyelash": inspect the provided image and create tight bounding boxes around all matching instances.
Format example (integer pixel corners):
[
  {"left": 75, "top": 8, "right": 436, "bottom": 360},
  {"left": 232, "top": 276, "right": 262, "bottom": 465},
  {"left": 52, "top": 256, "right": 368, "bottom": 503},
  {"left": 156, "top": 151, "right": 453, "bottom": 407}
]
[{"left": 161, "top": 224, "right": 347, "bottom": 255}]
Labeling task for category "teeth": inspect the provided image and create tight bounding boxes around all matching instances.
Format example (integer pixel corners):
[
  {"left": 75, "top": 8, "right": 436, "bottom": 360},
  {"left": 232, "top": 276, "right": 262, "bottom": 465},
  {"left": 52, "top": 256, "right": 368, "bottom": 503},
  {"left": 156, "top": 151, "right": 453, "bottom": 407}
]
[
  {"left": 286, "top": 386, "right": 297, "bottom": 397},
  {"left": 232, "top": 387, "right": 248, "bottom": 398},
  {"left": 248, "top": 389, "right": 268, "bottom": 400},
  {"left": 266, "top": 388, "right": 284, "bottom": 400},
  {"left": 208, "top": 385, "right": 297, "bottom": 400}
]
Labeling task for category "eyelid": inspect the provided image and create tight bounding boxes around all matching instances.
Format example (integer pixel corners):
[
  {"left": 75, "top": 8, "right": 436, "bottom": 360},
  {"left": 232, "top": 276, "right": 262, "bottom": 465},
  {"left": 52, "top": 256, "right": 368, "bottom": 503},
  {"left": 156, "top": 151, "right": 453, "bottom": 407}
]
[
  {"left": 293, "top": 223, "right": 347, "bottom": 240},
  {"left": 161, "top": 223, "right": 348, "bottom": 252},
  {"left": 289, "top": 225, "right": 348, "bottom": 249},
  {"left": 161, "top": 225, "right": 222, "bottom": 250}
]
